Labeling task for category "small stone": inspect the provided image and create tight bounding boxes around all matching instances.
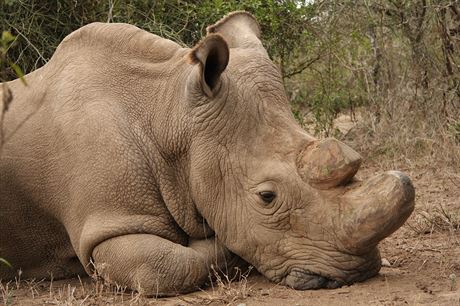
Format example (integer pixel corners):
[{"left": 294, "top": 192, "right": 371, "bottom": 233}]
[
  {"left": 381, "top": 258, "right": 391, "bottom": 267},
  {"left": 449, "top": 273, "right": 457, "bottom": 291}
]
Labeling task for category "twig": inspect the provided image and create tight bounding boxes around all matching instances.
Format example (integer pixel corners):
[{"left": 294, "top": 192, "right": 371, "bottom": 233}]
[
  {"left": 283, "top": 54, "right": 321, "bottom": 78},
  {"left": 6, "top": 22, "right": 47, "bottom": 64},
  {"left": 0, "top": 82, "right": 13, "bottom": 148},
  {"left": 107, "top": 0, "right": 114, "bottom": 23}
]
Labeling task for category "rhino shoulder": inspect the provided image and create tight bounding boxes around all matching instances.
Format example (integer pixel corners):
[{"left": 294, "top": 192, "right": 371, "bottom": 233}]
[{"left": 56, "top": 22, "right": 183, "bottom": 62}]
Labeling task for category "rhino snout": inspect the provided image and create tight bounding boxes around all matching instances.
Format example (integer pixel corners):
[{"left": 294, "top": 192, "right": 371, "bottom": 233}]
[{"left": 297, "top": 138, "right": 415, "bottom": 253}]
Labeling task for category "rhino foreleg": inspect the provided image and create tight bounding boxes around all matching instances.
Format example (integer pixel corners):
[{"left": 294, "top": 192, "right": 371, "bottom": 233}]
[{"left": 91, "top": 234, "right": 235, "bottom": 296}]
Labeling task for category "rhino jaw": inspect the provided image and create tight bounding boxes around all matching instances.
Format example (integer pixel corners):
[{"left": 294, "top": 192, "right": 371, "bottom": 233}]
[
  {"left": 339, "top": 170, "right": 415, "bottom": 253},
  {"left": 279, "top": 246, "right": 382, "bottom": 290}
]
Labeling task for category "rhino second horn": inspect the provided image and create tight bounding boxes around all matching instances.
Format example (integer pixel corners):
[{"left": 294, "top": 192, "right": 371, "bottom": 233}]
[{"left": 297, "top": 138, "right": 362, "bottom": 189}]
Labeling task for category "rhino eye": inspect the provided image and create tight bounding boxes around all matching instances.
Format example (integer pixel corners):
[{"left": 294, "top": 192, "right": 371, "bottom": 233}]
[{"left": 259, "top": 191, "right": 276, "bottom": 204}]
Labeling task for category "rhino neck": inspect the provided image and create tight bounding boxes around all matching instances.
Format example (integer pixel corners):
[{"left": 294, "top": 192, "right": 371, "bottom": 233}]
[
  {"left": 129, "top": 57, "right": 215, "bottom": 240},
  {"left": 154, "top": 151, "right": 215, "bottom": 239}
]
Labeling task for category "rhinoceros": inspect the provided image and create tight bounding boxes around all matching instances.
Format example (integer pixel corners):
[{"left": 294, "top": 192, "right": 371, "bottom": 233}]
[{"left": 0, "top": 11, "right": 415, "bottom": 295}]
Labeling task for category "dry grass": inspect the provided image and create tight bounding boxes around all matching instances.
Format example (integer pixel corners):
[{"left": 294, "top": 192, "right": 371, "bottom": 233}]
[
  {"left": 0, "top": 264, "right": 257, "bottom": 305},
  {"left": 0, "top": 269, "right": 144, "bottom": 305},
  {"left": 407, "top": 205, "right": 460, "bottom": 236},
  {"left": 349, "top": 112, "right": 460, "bottom": 171}
]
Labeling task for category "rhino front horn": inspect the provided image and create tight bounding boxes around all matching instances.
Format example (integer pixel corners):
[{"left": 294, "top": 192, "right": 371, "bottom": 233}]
[
  {"left": 340, "top": 171, "right": 415, "bottom": 253},
  {"left": 297, "top": 138, "right": 362, "bottom": 189}
]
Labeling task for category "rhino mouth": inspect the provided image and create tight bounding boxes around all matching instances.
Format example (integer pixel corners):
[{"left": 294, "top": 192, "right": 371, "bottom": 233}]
[
  {"left": 276, "top": 233, "right": 384, "bottom": 291},
  {"left": 282, "top": 262, "right": 382, "bottom": 290},
  {"left": 282, "top": 269, "right": 344, "bottom": 290}
]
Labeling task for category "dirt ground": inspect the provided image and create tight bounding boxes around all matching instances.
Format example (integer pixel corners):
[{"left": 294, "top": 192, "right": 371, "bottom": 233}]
[{"left": 1, "top": 163, "right": 459, "bottom": 305}]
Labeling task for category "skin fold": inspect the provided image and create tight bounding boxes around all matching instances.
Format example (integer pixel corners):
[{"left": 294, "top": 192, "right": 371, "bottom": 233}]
[{"left": 0, "top": 12, "right": 415, "bottom": 295}]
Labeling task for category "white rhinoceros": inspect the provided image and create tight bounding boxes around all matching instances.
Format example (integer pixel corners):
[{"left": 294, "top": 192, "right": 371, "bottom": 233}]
[{"left": 0, "top": 11, "right": 415, "bottom": 295}]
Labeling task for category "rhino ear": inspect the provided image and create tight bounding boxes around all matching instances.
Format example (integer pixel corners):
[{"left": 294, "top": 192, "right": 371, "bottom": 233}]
[
  {"left": 207, "top": 11, "right": 264, "bottom": 50},
  {"left": 189, "top": 34, "right": 229, "bottom": 97}
]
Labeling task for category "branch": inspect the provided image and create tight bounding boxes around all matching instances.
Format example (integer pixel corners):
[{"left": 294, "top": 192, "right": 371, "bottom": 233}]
[
  {"left": 0, "top": 83, "right": 13, "bottom": 149},
  {"left": 450, "top": 3, "right": 459, "bottom": 18},
  {"left": 6, "top": 22, "right": 47, "bottom": 65},
  {"left": 283, "top": 55, "right": 321, "bottom": 79},
  {"left": 415, "top": 0, "right": 427, "bottom": 43}
]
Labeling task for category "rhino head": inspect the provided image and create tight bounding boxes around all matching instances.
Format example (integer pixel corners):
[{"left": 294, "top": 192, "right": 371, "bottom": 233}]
[{"left": 186, "top": 12, "right": 415, "bottom": 289}]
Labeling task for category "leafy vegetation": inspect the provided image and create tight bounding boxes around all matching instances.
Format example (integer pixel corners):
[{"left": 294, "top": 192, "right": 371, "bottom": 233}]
[
  {"left": 0, "top": 30, "right": 22, "bottom": 269},
  {"left": 0, "top": 0, "right": 459, "bottom": 166},
  {"left": 0, "top": 258, "right": 11, "bottom": 269}
]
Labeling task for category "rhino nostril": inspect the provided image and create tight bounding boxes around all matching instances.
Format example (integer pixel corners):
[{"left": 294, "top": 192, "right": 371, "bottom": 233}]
[
  {"left": 285, "top": 269, "right": 343, "bottom": 290},
  {"left": 325, "top": 279, "right": 343, "bottom": 289},
  {"left": 341, "top": 177, "right": 360, "bottom": 188}
]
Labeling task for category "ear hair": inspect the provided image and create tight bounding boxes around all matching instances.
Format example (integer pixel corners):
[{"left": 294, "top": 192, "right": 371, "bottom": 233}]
[
  {"left": 206, "top": 11, "right": 261, "bottom": 38},
  {"left": 188, "top": 33, "right": 228, "bottom": 65},
  {"left": 206, "top": 11, "right": 263, "bottom": 50},
  {"left": 188, "top": 46, "right": 201, "bottom": 65}
]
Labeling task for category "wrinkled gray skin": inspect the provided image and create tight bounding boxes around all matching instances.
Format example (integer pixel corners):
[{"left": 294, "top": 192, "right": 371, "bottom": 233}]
[{"left": 0, "top": 12, "right": 415, "bottom": 295}]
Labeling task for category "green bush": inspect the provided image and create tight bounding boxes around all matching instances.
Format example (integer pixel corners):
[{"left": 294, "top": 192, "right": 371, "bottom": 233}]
[
  {"left": 1, "top": 0, "right": 459, "bottom": 138},
  {"left": 0, "top": 0, "right": 313, "bottom": 77}
]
